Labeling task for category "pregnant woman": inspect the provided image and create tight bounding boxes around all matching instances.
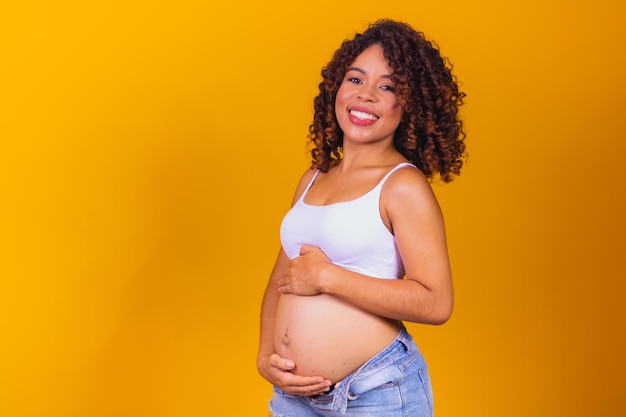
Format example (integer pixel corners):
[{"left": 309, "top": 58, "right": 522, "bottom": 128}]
[{"left": 257, "top": 19, "right": 466, "bottom": 417}]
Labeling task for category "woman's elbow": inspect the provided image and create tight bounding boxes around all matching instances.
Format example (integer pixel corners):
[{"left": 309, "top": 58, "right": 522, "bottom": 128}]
[
  {"left": 426, "top": 295, "right": 454, "bottom": 325},
  {"left": 430, "top": 304, "right": 453, "bottom": 325}
]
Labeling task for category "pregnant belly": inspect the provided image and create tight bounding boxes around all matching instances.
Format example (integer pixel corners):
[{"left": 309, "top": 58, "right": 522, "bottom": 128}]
[{"left": 274, "top": 293, "right": 401, "bottom": 383}]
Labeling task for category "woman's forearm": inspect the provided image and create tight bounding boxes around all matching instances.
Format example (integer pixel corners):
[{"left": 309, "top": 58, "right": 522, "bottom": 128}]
[{"left": 320, "top": 263, "right": 453, "bottom": 325}]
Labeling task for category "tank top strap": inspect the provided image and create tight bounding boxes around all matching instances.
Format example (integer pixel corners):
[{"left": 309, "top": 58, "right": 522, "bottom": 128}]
[
  {"left": 299, "top": 170, "right": 320, "bottom": 201},
  {"left": 377, "top": 162, "right": 416, "bottom": 188}
]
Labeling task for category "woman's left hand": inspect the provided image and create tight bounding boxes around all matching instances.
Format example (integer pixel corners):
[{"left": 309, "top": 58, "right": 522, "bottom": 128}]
[{"left": 278, "top": 244, "right": 331, "bottom": 296}]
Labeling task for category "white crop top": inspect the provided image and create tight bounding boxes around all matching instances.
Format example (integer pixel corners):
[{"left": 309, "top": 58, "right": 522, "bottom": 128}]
[{"left": 280, "top": 162, "right": 416, "bottom": 279}]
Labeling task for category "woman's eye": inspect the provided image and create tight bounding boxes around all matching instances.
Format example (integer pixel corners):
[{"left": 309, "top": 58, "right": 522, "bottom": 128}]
[
  {"left": 381, "top": 85, "right": 396, "bottom": 92},
  {"left": 348, "top": 77, "right": 362, "bottom": 84}
]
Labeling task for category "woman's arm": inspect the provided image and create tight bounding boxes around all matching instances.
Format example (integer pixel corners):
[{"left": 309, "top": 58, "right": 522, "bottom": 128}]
[
  {"left": 257, "top": 249, "right": 331, "bottom": 395},
  {"left": 256, "top": 169, "right": 332, "bottom": 396},
  {"left": 278, "top": 167, "right": 454, "bottom": 325}
]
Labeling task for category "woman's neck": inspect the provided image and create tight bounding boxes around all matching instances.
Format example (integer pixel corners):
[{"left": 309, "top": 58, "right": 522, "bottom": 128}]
[{"left": 339, "top": 141, "right": 405, "bottom": 171}]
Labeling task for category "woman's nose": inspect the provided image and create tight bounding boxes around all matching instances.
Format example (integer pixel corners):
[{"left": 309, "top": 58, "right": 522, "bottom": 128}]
[{"left": 357, "top": 85, "right": 377, "bottom": 102}]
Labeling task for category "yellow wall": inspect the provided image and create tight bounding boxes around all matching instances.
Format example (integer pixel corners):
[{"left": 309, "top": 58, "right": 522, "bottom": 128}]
[{"left": 1, "top": 1, "right": 625, "bottom": 416}]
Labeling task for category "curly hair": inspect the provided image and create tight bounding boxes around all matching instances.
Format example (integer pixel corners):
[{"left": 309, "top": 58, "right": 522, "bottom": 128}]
[{"left": 308, "top": 19, "right": 466, "bottom": 182}]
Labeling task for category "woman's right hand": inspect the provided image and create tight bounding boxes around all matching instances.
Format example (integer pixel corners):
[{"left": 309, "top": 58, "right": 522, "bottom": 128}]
[{"left": 257, "top": 352, "right": 332, "bottom": 396}]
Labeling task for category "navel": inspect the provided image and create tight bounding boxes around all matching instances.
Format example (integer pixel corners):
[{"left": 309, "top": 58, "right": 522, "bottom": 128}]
[{"left": 281, "top": 328, "right": 290, "bottom": 347}]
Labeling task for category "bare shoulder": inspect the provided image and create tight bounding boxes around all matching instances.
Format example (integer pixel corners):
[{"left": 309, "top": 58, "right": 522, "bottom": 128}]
[
  {"left": 381, "top": 165, "right": 442, "bottom": 217},
  {"left": 384, "top": 165, "right": 433, "bottom": 198},
  {"left": 290, "top": 168, "right": 318, "bottom": 206}
]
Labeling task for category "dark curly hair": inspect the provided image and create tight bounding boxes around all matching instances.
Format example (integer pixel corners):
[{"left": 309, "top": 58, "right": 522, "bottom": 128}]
[{"left": 308, "top": 19, "right": 466, "bottom": 182}]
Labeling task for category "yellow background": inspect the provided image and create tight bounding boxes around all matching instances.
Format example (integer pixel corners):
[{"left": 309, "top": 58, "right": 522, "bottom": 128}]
[{"left": 1, "top": 1, "right": 625, "bottom": 416}]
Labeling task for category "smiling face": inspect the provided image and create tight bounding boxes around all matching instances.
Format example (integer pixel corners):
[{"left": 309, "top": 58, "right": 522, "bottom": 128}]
[{"left": 335, "top": 43, "right": 403, "bottom": 147}]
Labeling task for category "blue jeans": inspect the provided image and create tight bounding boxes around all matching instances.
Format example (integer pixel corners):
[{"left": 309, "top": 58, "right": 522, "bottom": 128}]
[{"left": 269, "top": 326, "right": 434, "bottom": 416}]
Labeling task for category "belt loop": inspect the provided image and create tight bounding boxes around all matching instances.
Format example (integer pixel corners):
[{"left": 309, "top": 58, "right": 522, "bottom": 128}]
[{"left": 400, "top": 325, "right": 413, "bottom": 352}]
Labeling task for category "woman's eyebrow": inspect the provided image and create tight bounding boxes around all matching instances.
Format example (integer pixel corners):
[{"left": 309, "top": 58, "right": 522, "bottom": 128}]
[
  {"left": 346, "top": 67, "right": 393, "bottom": 79},
  {"left": 346, "top": 66, "right": 366, "bottom": 74}
]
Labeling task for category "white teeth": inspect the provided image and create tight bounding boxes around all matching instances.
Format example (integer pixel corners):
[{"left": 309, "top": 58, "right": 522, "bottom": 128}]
[{"left": 350, "top": 110, "right": 378, "bottom": 121}]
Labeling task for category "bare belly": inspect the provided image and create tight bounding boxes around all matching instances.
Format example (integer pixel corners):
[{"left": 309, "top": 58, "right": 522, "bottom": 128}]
[{"left": 274, "top": 293, "right": 401, "bottom": 383}]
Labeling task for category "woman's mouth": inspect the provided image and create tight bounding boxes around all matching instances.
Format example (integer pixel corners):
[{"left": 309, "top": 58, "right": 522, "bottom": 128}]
[{"left": 349, "top": 109, "right": 379, "bottom": 121}]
